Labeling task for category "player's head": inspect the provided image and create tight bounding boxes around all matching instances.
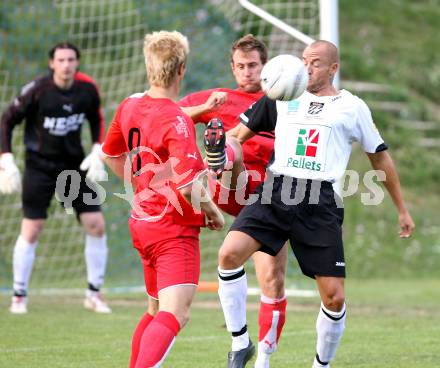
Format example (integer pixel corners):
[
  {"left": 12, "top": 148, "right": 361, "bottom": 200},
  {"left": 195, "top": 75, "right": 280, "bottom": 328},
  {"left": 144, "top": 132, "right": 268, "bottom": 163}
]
[
  {"left": 48, "top": 42, "right": 80, "bottom": 86},
  {"left": 302, "top": 40, "right": 339, "bottom": 94},
  {"left": 143, "top": 30, "right": 189, "bottom": 88},
  {"left": 230, "top": 34, "right": 267, "bottom": 93}
]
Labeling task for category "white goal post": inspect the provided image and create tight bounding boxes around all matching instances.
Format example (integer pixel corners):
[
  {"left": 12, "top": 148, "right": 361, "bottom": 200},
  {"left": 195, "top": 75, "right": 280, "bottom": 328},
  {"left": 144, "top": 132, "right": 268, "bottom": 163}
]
[
  {"left": 237, "top": 0, "right": 340, "bottom": 88},
  {"left": 238, "top": 0, "right": 316, "bottom": 45},
  {"left": 0, "top": 0, "right": 335, "bottom": 295}
]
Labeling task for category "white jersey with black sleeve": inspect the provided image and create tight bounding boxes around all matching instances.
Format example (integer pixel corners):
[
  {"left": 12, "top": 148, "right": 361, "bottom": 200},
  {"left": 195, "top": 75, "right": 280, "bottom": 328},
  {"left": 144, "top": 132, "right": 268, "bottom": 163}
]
[{"left": 240, "top": 90, "right": 387, "bottom": 183}]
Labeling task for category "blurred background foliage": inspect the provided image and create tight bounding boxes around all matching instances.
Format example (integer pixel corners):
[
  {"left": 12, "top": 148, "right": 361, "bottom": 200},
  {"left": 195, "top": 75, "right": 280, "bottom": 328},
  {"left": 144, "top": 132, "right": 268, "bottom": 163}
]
[{"left": 0, "top": 1, "right": 439, "bottom": 290}]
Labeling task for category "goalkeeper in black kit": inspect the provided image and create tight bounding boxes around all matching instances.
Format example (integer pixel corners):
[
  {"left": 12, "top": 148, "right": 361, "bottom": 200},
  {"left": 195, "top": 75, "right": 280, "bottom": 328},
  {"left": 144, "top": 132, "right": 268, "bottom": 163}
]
[{"left": 0, "top": 42, "right": 111, "bottom": 314}]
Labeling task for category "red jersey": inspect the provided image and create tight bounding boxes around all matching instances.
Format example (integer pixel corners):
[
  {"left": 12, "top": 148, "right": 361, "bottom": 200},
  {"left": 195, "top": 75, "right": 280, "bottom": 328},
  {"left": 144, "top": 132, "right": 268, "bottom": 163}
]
[
  {"left": 103, "top": 92, "right": 206, "bottom": 226},
  {"left": 179, "top": 88, "right": 274, "bottom": 169}
]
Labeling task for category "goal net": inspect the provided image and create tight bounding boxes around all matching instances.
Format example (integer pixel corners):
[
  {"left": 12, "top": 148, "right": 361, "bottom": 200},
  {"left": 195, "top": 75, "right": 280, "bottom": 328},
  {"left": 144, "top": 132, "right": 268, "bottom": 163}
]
[
  {"left": 220, "top": 0, "right": 319, "bottom": 56},
  {"left": 0, "top": 0, "right": 320, "bottom": 293}
]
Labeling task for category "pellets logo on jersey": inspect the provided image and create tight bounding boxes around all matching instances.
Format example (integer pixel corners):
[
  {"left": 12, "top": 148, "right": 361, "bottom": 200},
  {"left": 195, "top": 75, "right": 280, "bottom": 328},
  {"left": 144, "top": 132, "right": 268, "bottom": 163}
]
[
  {"left": 285, "top": 126, "right": 328, "bottom": 172},
  {"left": 296, "top": 128, "right": 319, "bottom": 157},
  {"left": 307, "top": 102, "right": 324, "bottom": 115}
]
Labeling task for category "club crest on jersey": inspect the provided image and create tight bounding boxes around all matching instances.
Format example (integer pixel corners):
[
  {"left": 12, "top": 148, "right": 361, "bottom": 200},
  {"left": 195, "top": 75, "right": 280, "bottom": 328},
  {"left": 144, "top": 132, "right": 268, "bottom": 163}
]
[
  {"left": 307, "top": 102, "right": 324, "bottom": 115},
  {"left": 173, "top": 116, "right": 189, "bottom": 138},
  {"left": 62, "top": 104, "right": 73, "bottom": 112}
]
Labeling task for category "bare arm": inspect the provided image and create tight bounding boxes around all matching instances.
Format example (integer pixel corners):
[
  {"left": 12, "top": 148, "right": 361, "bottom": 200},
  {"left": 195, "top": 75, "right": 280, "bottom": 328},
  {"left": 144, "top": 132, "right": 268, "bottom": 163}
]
[
  {"left": 226, "top": 122, "right": 256, "bottom": 144},
  {"left": 179, "top": 178, "right": 224, "bottom": 230},
  {"left": 366, "top": 150, "right": 415, "bottom": 237},
  {"left": 105, "top": 154, "right": 224, "bottom": 230},
  {"left": 181, "top": 91, "right": 227, "bottom": 120},
  {"left": 103, "top": 154, "right": 131, "bottom": 182}
]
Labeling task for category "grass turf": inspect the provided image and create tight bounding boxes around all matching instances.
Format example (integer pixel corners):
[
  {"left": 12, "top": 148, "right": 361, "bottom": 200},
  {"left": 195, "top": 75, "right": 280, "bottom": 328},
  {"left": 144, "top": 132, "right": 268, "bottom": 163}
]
[{"left": 1, "top": 279, "right": 439, "bottom": 367}]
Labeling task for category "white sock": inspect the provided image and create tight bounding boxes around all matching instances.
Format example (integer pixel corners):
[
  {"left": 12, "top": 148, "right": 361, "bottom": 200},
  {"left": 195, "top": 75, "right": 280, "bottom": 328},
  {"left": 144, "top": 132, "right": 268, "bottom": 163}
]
[
  {"left": 12, "top": 236, "right": 37, "bottom": 294},
  {"left": 218, "top": 266, "right": 249, "bottom": 351},
  {"left": 315, "top": 302, "right": 346, "bottom": 364},
  {"left": 254, "top": 351, "right": 271, "bottom": 368},
  {"left": 231, "top": 331, "right": 250, "bottom": 352},
  {"left": 84, "top": 234, "right": 108, "bottom": 290},
  {"left": 312, "top": 357, "right": 329, "bottom": 368}
]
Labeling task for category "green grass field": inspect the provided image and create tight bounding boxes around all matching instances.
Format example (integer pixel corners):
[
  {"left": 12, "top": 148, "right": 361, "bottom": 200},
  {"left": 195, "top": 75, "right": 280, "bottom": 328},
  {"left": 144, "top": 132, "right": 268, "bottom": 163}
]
[
  {"left": 0, "top": 2, "right": 439, "bottom": 367},
  {"left": 1, "top": 279, "right": 439, "bottom": 367}
]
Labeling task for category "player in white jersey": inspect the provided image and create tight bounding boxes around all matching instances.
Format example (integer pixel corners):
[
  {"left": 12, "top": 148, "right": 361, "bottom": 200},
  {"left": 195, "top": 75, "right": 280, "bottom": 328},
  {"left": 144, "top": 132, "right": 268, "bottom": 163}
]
[{"left": 216, "top": 40, "right": 415, "bottom": 368}]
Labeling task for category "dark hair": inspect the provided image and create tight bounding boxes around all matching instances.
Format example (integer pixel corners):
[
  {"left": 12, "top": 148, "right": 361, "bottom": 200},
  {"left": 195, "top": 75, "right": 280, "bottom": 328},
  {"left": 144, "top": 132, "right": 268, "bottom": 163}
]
[
  {"left": 48, "top": 42, "right": 81, "bottom": 60},
  {"left": 230, "top": 34, "right": 268, "bottom": 65}
]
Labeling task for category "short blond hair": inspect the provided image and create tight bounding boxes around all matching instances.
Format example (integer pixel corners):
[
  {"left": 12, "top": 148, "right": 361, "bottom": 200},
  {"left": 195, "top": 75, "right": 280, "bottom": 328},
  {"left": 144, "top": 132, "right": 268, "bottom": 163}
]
[{"left": 143, "top": 30, "right": 189, "bottom": 88}]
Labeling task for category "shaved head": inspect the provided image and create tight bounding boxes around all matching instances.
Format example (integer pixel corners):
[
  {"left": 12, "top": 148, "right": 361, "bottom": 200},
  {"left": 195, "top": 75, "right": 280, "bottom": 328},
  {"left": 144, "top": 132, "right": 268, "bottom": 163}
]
[
  {"left": 302, "top": 40, "right": 339, "bottom": 95},
  {"left": 306, "top": 40, "right": 339, "bottom": 64}
]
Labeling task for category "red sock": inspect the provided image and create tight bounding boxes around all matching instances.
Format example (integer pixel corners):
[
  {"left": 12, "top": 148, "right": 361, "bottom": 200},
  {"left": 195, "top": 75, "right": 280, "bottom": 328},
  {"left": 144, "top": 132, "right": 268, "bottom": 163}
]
[
  {"left": 135, "top": 311, "right": 180, "bottom": 368},
  {"left": 225, "top": 143, "right": 235, "bottom": 170},
  {"left": 130, "top": 313, "right": 154, "bottom": 368},
  {"left": 258, "top": 296, "right": 287, "bottom": 353}
]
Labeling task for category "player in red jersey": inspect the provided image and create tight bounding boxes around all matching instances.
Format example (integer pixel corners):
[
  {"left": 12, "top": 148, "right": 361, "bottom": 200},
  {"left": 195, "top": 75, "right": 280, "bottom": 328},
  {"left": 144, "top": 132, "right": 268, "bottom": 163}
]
[
  {"left": 0, "top": 42, "right": 111, "bottom": 314},
  {"left": 102, "top": 30, "right": 224, "bottom": 367},
  {"left": 179, "top": 35, "right": 288, "bottom": 368}
]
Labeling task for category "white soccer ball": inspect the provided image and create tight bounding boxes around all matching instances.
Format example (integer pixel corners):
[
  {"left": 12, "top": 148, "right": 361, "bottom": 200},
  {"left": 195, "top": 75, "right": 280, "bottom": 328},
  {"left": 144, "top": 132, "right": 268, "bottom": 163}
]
[{"left": 260, "top": 54, "right": 308, "bottom": 101}]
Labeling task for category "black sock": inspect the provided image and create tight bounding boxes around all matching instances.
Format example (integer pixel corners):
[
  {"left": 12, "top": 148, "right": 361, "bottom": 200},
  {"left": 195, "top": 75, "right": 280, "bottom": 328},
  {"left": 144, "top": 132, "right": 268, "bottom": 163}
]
[
  {"left": 13, "top": 289, "right": 27, "bottom": 297},
  {"left": 316, "top": 353, "right": 329, "bottom": 366},
  {"left": 88, "top": 283, "right": 100, "bottom": 292}
]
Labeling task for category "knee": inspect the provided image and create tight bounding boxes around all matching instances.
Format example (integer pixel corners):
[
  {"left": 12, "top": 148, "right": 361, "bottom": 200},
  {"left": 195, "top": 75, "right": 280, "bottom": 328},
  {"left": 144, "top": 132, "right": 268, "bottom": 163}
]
[
  {"left": 90, "top": 224, "right": 105, "bottom": 237},
  {"left": 218, "top": 246, "right": 243, "bottom": 270},
  {"left": 83, "top": 216, "right": 105, "bottom": 237},
  {"left": 321, "top": 290, "right": 345, "bottom": 311},
  {"left": 23, "top": 230, "right": 42, "bottom": 244},
  {"left": 21, "top": 222, "right": 44, "bottom": 244},
  {"left": 174, "top": 309, "right": 191, "bottom": 328}
]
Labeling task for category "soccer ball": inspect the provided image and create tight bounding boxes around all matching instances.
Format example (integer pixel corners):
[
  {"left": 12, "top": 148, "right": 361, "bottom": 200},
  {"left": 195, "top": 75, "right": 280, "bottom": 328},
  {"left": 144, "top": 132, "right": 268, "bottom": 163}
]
[{"left": 260, "top": 54, "right": 308, "bottom": 101}]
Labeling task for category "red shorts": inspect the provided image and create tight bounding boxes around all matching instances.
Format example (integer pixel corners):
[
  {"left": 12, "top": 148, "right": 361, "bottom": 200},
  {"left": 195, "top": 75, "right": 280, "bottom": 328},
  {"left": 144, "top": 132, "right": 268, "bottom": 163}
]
[
  {"left": 129, "top": 217, "right": 200, "bottom": 299},
  {"left": 209, "top": 163, "right": 266, "bottom": 217}
]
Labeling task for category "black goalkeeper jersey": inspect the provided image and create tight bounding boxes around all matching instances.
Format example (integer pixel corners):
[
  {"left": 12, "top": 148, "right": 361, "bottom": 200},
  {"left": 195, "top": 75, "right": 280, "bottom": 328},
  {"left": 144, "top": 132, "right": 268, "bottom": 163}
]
[{"left": 0, "top": 71, "right": 104, "bottom": 163}]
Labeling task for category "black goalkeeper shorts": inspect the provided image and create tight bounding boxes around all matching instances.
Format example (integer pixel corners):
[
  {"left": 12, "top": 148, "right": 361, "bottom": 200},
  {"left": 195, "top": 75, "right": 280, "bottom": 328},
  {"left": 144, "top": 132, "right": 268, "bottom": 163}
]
[
  {"left": 230, "top": 174, "right": 345, "bottom": 279},
  {"left": 22, "top": 151, "right": 101, "bottom": 219}
]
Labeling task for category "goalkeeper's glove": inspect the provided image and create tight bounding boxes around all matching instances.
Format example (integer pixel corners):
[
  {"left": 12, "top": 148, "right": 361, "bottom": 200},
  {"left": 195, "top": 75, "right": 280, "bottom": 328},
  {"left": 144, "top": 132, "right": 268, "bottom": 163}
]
[
  {"left": 0, "top": 153, "right": 21, "bottom": 194},
  {"left": 80, "top": 143, "right": 107, "bottom": 182}
]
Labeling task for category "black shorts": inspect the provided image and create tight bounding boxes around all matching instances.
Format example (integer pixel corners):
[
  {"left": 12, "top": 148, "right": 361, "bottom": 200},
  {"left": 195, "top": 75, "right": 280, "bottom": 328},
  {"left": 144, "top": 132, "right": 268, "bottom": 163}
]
[
  {"left": 22, "top": 151, "right": 101, "bottom": 219},
  {"left": 230, "top": 174, "right": 345, "bottom": 279}
]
